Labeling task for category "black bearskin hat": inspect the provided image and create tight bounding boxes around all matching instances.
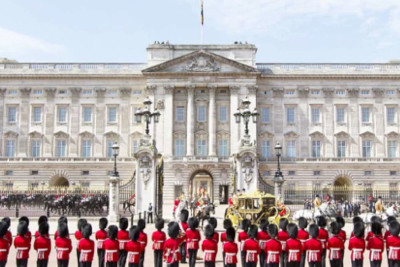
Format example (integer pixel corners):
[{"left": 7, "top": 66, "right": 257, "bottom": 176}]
[
  {"left": 390, "top": 221, "right": 400, "bottom": 237},
  {"left": 108, "top": 225, "right": 118, "bottom": 240},
  {"left": 259, "top": 219, "right": 269, "bottom": 232},
  {"left": 371, "top": 222, "right": 382, "bottom": 236},
  {"left": 188, "top": 217, "right": 199, "bottom": 230},
  {"left": 370, "top": 216, "right": 382, "bottom": 224},
  {"left": 0, "top": 222, "right": 7, "bottom": 238},
  {"left": 58, "top": 216, "right": 68, "bottom": 225},
  {"left": 298, "top": 217, "right": 308, "bottom": 230},
  {"left": 309, "top": 224, "right": 319, "bottom": 239},
  {"left": 352, "top": 216, "right": 363, "bottom": 224},
  {"left": 240, "top": 219, "right": 251, "bottom": 232},
  {"left": 179, "top": 209, "right": 189, "bottom": 223},
  {"left": 329, "top": 221, "right": 340, "bottom": 235},
  {"left": 353, "top": 222, "right": 365, "bottom": 238},
  {"left": 317, "top": 216, "right": 327, "bottom": 228},
  {"left": 209, "top": 217, "right": 217, "bottom": 229},
  {"left": 155, "top": 218, "right": 165, "bottom": 231},
  {"left": 204, "top": 224, "right": 215, "bottom": 239},
  {"left": 77, "top": 218, "right": 87, "bottom": 232},
  {"left": 119, "top": 217, "right": 129, "bottom": 231},
  {"left": 19, "top": 216, "right": 29, "bottom": 226},
  {"left": 168, "top": 222, "right": 180, "bottom": 239},
  {"left": 17, "top": 221, "right": 28, "bottom": 237},
  {"left": 223, "top": 219, "right": 233, "bottom": 230},
  {"left": 82, "top": 224, "right": 92, "bottom": 239},
  {"left": 335, "top": 216, "right": 345, "bottom": 229},
  {"left": 129, "top": 226, "right": 140, "bottom": 242},
  {"left": 99, "top": 217, "right": 108, "bottom": 230},
  {"left": 387, "top": 216, "right": 397, "bottom": 225},
  {"left": 248, "top": 224, "right": 258, "bottom": 239},
  {"left": 137, "top": 219, "right": 146, "bottom": 231},
  {"left": 1, "top": 217, "right": 10, "bottom": 229},
  {"left": 226, "top": 227, "right": 236, "bottom": 242},
  {"left": 38, "top": 215, "right": 48, "bottom": 226},
  {"left": 58, "top": 223, "right": 69, "bottom": 238},
  {"left": 39, "top": 222, "right": 49, "bottom": 237},
  {"left": 279, "top": 218, "right": 289, "bottom": 231},
  {"left": 267, "top": 224, "right": 278, "bottom": 238},
  {"left": 287, "top": 223, "right": 298, "bottom": 239}
]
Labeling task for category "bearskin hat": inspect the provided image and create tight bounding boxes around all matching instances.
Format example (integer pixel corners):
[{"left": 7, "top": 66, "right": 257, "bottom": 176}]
[
  {"left": 387, "top": 216, "right": 397, "bottom": 225},
  {"left": 329, "top": 221, "right": 340, "bottom": 235},
  {"left": 287, "top": 223, "right": 298, "bottom": 239},
  {"left": 209, "top": 217, "right": 217, "bottom": 229},
  {"left": 298, "top": 217, "right": 308, "bottom": 230},
  {"left": 39, "top": 222, "right": 49, "bottom": 237},
  {"left": 77, "top": 218, "right": 87, "bottom": 232},
  {"left": 223, "top": 219, "right": 233, "bottom": 230},
  {"left": 371, "top": 222, "right": 382, "bottom": 236},
  {"left": 168, "top": 222, "right": 180, "bottom": 239},
  {"left": 317, "top": 216, "right": 327, "bottom": 228},
  {"left": 204, "top": 224, "right": 215, "bottom": 239},
  {"left": 188, "top": 217, "right": 199, "bottom": 230},
  {"left": 129, "top": 226, "right": 140, "bottom": 242},
  {"left": 226, "top": 227, "right": 236, "bottom": 242},
  {"left": 82, "top": 224, "right": 92, "bottom": 239},
  {"left": 19, "top": 216, "right": 29, "bottom": 226},
  {"left": 259, "top": 219, "right": 269, "bottom": 232},
  {"left": 390, "top": 221, "right": 400, "bottom": 237},
  {"left": 179, "top": 209, "right": 189, "bottom": 223},
  {"left": 352, "top": 216, "right": 363, "bottom": 224},
  {"left": 353, "top": 222, "right": 365, "bottom": 238},
  {"left": 279, "top": 218, "right": 289, "bottom": 231},
  {"left": 370, "top": 216, "right": 382, "bottom": 224},
  {"left": 99, "top": 217, "right": 108, "bottom": 230},
  {"left": 58, "top": 216, "right": 68, "bottom": 225},
  {"left": 267, "top": 224, "right": 278, "bottom": 238},
  {"left": 17, "top": 221, "right": 28, "bottom": 237},
  {"left": 137, "top": 219, "right": 146, "bottom": 231},
  {"left": 1, "top": 217, "right": 10, "bottom": 229},
  {"left": 58, "top": 223, "right": 69, "bottom": 238},
  {"left": 309, "top": 224, "right": 319, "bottom": 239},
  {"left": 0, "top": 222, "right": 7, "bottom": 238},
  {"left": 38, "top": 215, "right": 48, "bottom": 226},
  {"left": 240, "top": 219, "right": 251, "bottom": 232},
  {"left": 108, "top": 225, "right": 118, "bottom": 240},
  {"left": 335, "top": 216, "right": 345, "bottom": 229},
  {"left": 119, "top": 217, "right": 129, "bottom": 231},
  {"left": 155, "top": 218, "right": 165, "bottom": 231},
  {"left": 248, "top": 224, "right": 259, "bottom": 239}
]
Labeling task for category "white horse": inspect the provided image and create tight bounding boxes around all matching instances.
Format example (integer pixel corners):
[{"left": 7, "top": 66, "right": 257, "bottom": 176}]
[
  {"left": 386, "top": 204, "right": 399, "bottom": 217},
  {"left": 175, "top": 200, "right": 188, "bottom": 220},
  {"left": 359, "top": 212, "right": 388, "bottom": 224},
  {"left": 293, "top": 203, "right": 338, "bottom": 221}
]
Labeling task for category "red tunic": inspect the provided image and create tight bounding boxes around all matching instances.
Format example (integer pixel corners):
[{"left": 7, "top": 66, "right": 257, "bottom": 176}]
[
  {"left": 386, "top": 235, "right": 400, "bottom": 260},
  {"left": 317, "top": 228, "right": 329, "bottom": 249},
  {"left": 303, "top": 238, "right": 323, "bottom": 262},
  {"left": 25, "top": 231, "right": 32, "bottom": 243},
  {"left": 212, "top": 232, "right": 220, "bottom": 244},
  {"left": 365, "top": 231, "right": 383, "bottom": 242},
  {"left": 286, "top": 238, "right": 302, "bottom": 262},
  {"left": 138, "top": 231, "right": 148, "bottom": 251},
  {"left": 103, "top": 239, "right": 119, "bottom": 262},
  {"left": 186, "top": 229, "right": 201, "bottom": 250},
  {"left": 54, "top": 231, "right": 70, "bottom": 241},
  {"left": 297, "top": 229, "right": 309, "bottom": 244},
  {"left": 55, "top": 237, "right": 72, "bottom": 260},
  {"left": 256, "top": 231, "right": 270, "bottom": 250},
  {"left": 384, "top": 230, "right": 391, "bottom": 242},
  {"left": 78, "top": 238, "right": 95, "bottom": 262},
  {"left": 348, "top": 237, "right": 366, "bottom": 261},
  {"left": 238, "top": 231, "right": 249, "bottom": 251},
  {"left": 221, "top": 232, "right": 227, "bottom": 244},
  {"left": 327, "top": 236, "right": 344, "bottom": 260},
  {"left": 125, "top": 241, "right": 142, "bottom": 264},
  {"left": 173, "top": 200, "right": 180, "bottom": 211},
  {"left": 152, "top": 230, "right": 166, "bottom": 251},
  {"left": 243, "top": 238, "right": 260, "bottom": 263},
  {"left": 277, "top": 230, "right": 289, "bottom": 251},
  {"left": 4, "top": 231, "right": 12, "bottom": 247},
  {"left": 223, "top": 241, "right": 238, "bottom": 264},
  {"left": 338, "top": 230, "right": 347, "bottom": 243},
  {"left": 367, "top": 236, "right": 384, "bottom": 261},
  {"left": 34, "top": 236, "right": 51, "bottom": 260},
  {"left": 264, "top": 239, "right": 282, "bottom": 264},
  {"left": 34, "top": 231, "right": 49, "bottom": 239},
  {"left": 75, "top": 231, "right": 83, "bottom": 241},
  {"left": 163, "top": 238, "right": 181, "bottom": 263},
  {"left": 202, "top": 239, "right": 218, "bottom": 262},
  {"left": 14, "top": 235, "right": 30, "bottom": 260},
  {"left": 95, "top": 229, "right": 108, "bottom": 250},
  {"left": 117, "top": 230, "right": 130, "bottom": 251},
  {"left": 0, "top": 237, "right": 9, "bottom": 261}
]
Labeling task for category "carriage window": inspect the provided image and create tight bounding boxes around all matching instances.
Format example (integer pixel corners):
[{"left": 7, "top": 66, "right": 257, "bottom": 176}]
[
  {"left": 253, "top": 199, "right": 260, "bottom": 209},
  {"left": 239, "top": 199, "right": 245, "bottom": 209},
  {"left": 246, "top": 199, "right": 253, "bottom": 209}
]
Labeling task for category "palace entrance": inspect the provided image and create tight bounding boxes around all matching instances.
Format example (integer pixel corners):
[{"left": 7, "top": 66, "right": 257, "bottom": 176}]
[
  {"left": 333, "top": 176, "right": 352, "bottom": 202},
  {"left": 50, "top": 176, "right": 69, "bottom": 187},
  {"left": 190, "top": 170, "right": 213, "bottom": 202}
]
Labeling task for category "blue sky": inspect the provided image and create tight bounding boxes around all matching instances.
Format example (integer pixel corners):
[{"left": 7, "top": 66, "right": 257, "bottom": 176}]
[{"left": 1, "top": 0, "right": 400, "bottom": 63}]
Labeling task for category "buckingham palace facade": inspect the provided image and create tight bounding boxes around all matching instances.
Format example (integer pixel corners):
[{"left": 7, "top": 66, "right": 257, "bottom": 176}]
[{"left": 1, "top": 43, "right": 400, "bottom": 207}]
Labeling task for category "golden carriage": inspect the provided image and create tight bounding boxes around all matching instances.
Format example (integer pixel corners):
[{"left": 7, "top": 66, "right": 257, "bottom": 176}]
[{"left": 225, "top": 191, "right": 290, "bottom": 228}]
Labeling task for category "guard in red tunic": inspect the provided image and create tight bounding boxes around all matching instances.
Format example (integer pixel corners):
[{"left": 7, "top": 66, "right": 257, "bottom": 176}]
[
  {"left": 18, "top": 216, "right": 32, "bottom": 243},
  {"left": 367, "top": 222, "right": 384, "bottom": 267},
  {"left": 163, "top": 222, "right": 181, "bottom": 267},
  {"left": 35, "top": 216, "right": 48, "bottom": 239},
  {"left": 186, "top": 217, "right": 201, "bottom": 267},
  {"left": 317, "top": 216, "right": 328, "bottom": 267},
  {"left": 96, "top": 217, "right": 108, "bottom": 267},
  {"left": 277, "top": 218, "right": 289, "bottom": 267},
  {"left": 286, "top": 223, "right": 302, "bottom": 267},
  {"left": 264, "top": 224, "right": 282, "bottom": 267},
  {"left": 350, "top": 217, "right": 365, "bottom": 239},
  {"left": 209, "top": 217, "right": 219, "bottom": 244},
  {"left": 222, "top": 218, "right": 233, "bottom": 265},
  {"left": 173, "top": 198, "right": 180, "bottom": 218},
  {"left": 0, "top": 221, "right": 10, "bottom": 267},
  {"left": 103, "top": 225, "right": 119, "bottom": 267},
  {"left": 256, "top": 219, "right": 269, "bottom": 267},
  {"left": 118, "top": 217, "right": 130, "bottom": 267},
  {"left": 327, "top": 222, "right": 344, "bottom": 267},
  {"left": 242, "top": 225, "right": 260, "bottom": 267},
  {"left": 303, "top": 224, "right": 323, "bottom": 267},
  {"left": 365, "top": 216, "right": 383, "bottom": 243},
  {"left": 125, "top": 226, "right": 142, "bottom": 267},
  {"left": 54, "top": 216, "right": 69, "bottom": 240},
  {"left": 137, "top": 219, "right": 148, "bottom": 267},
  {"left": 223, "top": 227, "right": 238, "bottom": 267},
  {"left": 387, "top": 221, "right": 400, "bottom": 267},
  {"left": 202, "top": 225, "right": 218, "bottom": 267},
  {"left": 238, "top": 219, "right": 250, "bottom": 267},
  {"left": 297, "top": 217, "right": 309, "bottom": 267},
  {"left": 55, "top": 223, "right": 72, "bottom": 267},
  {"left": 2, "top": 217, "right": 12, "bottom": 247},
  {"left": 178, "top": 210, "right": 189, "bottom": 264},
  {"left": 76, "top": 218, "right": 88, "bottom": 267},
  {"left": 336, "top": 216, "right": 347, "bottom": 267},
  {"left": 152, "top": 218, "right": 166, "bottom": 267},
  {"left": 34, "top": 222, "right": 51, "bottom": 267},
  {"left": 14, "top": 221, "right": 30, "bottom": 267},
  {"left": 78, "top": 224, "right": 95, "bottom": 267},
  {"left": 348, "top": 222, "right": 365, "bottom": 267}
]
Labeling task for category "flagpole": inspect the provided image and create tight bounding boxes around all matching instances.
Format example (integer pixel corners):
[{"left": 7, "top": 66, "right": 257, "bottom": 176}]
[{"left": 201, "top": 0, "right": 204, "bottom": 44}]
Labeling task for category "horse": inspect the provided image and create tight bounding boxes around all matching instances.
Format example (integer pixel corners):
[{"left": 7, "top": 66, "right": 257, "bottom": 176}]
[
  {"left": 196, "top": 203, "right": 215, "bottom": 228},
  {"left": 175, "top": 200, "right": 188, "bottom": 220},
  {"left": 123, "top": 199, "right": 135, "bottom": 214},
  {"left": 293, "top": 202, "right": 338, "bottom": 221}
]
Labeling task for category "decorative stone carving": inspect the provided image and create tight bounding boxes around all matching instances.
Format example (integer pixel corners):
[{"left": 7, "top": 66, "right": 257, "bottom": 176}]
[
  {"left": 182, "top": 56, "right": 220, "bottom": 72},
  {"left": 19, "top": 87, "right": 31, "bottom": 96},
  {"left": 272, "top": 87, "right": 284, "bottom": 97},
  {"left": 164, "top": 85, "right": 175, "bottom": 94},
  {"left": 386, "top": 131, "right": 400, "bottom": 138},
  {"left": 359, "top": 131, "right": 375, "bottom": 139},
  {"left": 372, "top": 88, "right": 385, "bottom": 97},
  {"left": 69, "top": 87, "right": 82, "bottom": 95},
  {"left": 95, "top": 87, "right": 106, "bottom": 97},
  {"left": 119, "top": 87, "right": 132, "bottom": 96},
  {"left": 347, "top": 87, "right": 359, "bottom": 97},
  {"left": 334, "top": 131, "right": 350, "bottom": 139},
  {"left": 4, "top": 130, "right": 18, "bottom": 138},
  {"left": 229, "top": 85, "right": 240, "bottom": 94},
  {"left": 322, "top": 87, "right": 335, "bottom": 97},
  {"left": 241, "top": 155, "right": 255, "bottom": 185},
  {"left": 141, "top": 167, "right": 151, "bottom": 189},
  {"left": 0, "top": 88, "right": 7, "bottom": 96},
  {"left": 145, "top": 85, "right": 156, "bottom": 95},
  {"left": 156, "top": 100, "right": 165, "bottom": 110},
  {"left": 247, "top": 85, "right": 258, "bottom": 93},
  {"left": 297, "top": 87, "right": 309, "bottom": 97},
  {"left": 45, "top": 87, "right": 57, "bottom": 96}
]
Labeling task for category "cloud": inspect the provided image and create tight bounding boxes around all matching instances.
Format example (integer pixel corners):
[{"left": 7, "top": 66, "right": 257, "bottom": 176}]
[{"left": 0, "top": 27, "right": 66, "bottom": 61}]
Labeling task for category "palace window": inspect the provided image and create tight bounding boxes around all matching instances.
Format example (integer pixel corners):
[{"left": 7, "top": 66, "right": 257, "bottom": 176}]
[
  {"left": 388, "top": 140, "right": 397, "bottom": 158},
  {"left": 58, "top": 107, "right": 67, "bottom": 123},
  {"left": 390, "top": 171, "right": 397, "bottom": 176},
  {"left": 32, "top": 107, "right": 42, "bottom": 123},
  {"left": 197, "top": 106, "right": 206, "bottom": 122},
  {"left": 108, "top": 107, "right": 117, "bottom": 123},
  {"left": 312, "top": 140, "right": 321, "bottom": 158},
  {"left": 285, "top": 90, "right": 295, "bottom": 95},
  {"left": 107, "top": 140, "right": 116, "bottom": 158},
  {"left": 261, "top": 108, "right": 270, "bottom": 123},
  {"left": 365, "top": 171, "right": 372, "bottom": 176},
  {"left": 261, "top": 141, "right": 271, "bottom": 159},
  {"left": 56, "top": 140, "right": 66, "bottom": 157},
  {"left": 132, "top": 140, "right": 139, "bottom": 154},
  {"left": 81, "top": 140, "right": 92, "bottom": 158},
  {"left": 361, "top": 107, "right": 370, "bottom": 123},
  {"left": 133, "top": 108, "right": 141, "bottom": 123},
  {"left": 286, "top": 140, "right": 296, "bottom": 158},
  {"left": 362, "top": 140, "right": 371, "bottom": 158},
  {"left": 310, "top": 90, "right": 320, "bottom": 95},
  {"left": 31, "top": 140, "right": 41, "bottom": 158},
  {"left": 336, "top": 90, "right": 345, "bottom": 95},
  {"left": 6, "top": 140, "right": 15, "bottom": 157},
  {"left": 8, "top": 107, "right": 16, "bottom": 123},
  {"left": 176, "top": 106, "right": 185, "bottom": 122},
  {"left": 387, "top": 107, "right": 396, "bottom": 124},
  {"left": 83, "top": 107, "right": 92, "bottom": 123},
  {"left": 33, "top": 89, "right": 42, "bottom": 95},
  {"left": 314, "top": 171, "right": 321, "bottom": 176},
  {"left": 337, "top": 140, "right": 346, "bottom": 157},
  {"left": 336, "top": 107, "right": 345, "bottom": 123},
  {"left": 360, "top": 90, "right": 370, "bottom": 95},
  {"left": 219, "top": 106, "right": 227, "bottom": 122},
  {"left": 196, "top": 139, "right": 207, "bottom": 156},
  {"left": 175, "top": 139, "right": 185, "bottom": 158},
  {"left": 286, "top": 107, "right": 295, "bottom": 124},
  {"left": 311, "top": 108, "right": 320, "bottom": 123},
  {"left": 82, "top": 89, "right": 92, "bottom": 95},
  {"left": 387, "top": 90, "right": 395, "bottom": 95},
  {"left": 218, "top": 140, "right": 228, "bottom": 158}
]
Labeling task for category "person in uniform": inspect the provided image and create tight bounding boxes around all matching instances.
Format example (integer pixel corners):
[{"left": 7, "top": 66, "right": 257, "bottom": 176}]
[
  {"left": 375, "top": 197, "right": 384, "bottom": 215},
  {"left": 286, "top": 223, "right": 302, "bottom": 267},
  {"left": 34, "top": 222, "right": 51, "bottom": 267},
  {"left": 35, "top": 216, "right": 48, "bottom": 239},
  {"left": 55, "top": 223, "right": 72, "bottom": 267},
  {"left": 96, "top": 218, "right": 108, "bottom": 267},
  {"left": 223, "top": 227, "right": 238, "bottom": 267},
  {"left": 118, "top": 217, "right": 130, "bottom": 267},
  {"left": 222, "top": 219, "right": 234, "bottom": 266},
  {"left": 348, "top": 222, "right": 365, "bottom": 267},
  {"left": 164, "top": 222, "right": 182, "bottom": 267},
  {"left": 152, "top": 218, "right": 166, "bottom": 267},
  {"left": 327, "top": 222, "right": 344, "bottom": 267},
  {"left": 124, "top": 226, "right": 142, "bottom": 267},
  {"left": 129, "top": 194, "right": 136, "bottom": 205},
  {"left": 297, "top": 217, "right": 309, "bottom": 267},
  {"left": 186, "top": 217, "right": 201, "bottom": 267},
  {"left": 208, "top": 217, "right": 219, "bottom": 244},
  {"left": 76, "top": 219, "right": 88, "bottom": 267},
  {"left": 276, "top": 197, "right": 288, "bottom": 217},
  {"left": 277, "top": 218, "right": 289, "bottom": 267},
  {"left": 78, "top": 224, "right": 95, "bottom": 267},
  {"left": 2, "top": 217, "right": 12, "bottom": 247},
  {"left": 256, "top": 219, "right": 270, "bottom": 267},
  {"left": 317, "top": 216, "right": 328, "bottom": 267},
  {"left": 367, "top": 222, "right": 384, "bottom": 267},
  {"left": 314, "top": 195, "right": 322, "bottom": 209},
  {"left": 202, "top": 224, "right": 218, "bottom": 267},
  {"left": 173, "top": 198, "right": 180, "bottom": 219},
  {"left": 137, "top": 219, "right": 148, "bottom": 267},
  {"left": 0, "top": 221, "right": 10, "bottom": 267},
  {"left": 147, "top": 203, "right": 154, "bottom": 224},
  {"left": 54, "top": 216, "right": 69, "bottom": 240},
  {"left": 103, "top": 225, "right": 119, "bottom": 267},
  {"left": 264, "top": 224, "right": 282, "bottom": 267},
  {"left": 303, "top": 224, "right": 323, "bottom": 267},
  {"left": 387, "top": 221, "right": 400, "bottom": 267},
  {"left": 14, "top": 221, "right": 31, "bottom": 267},
  {"left": 336, "top": 216, "right": 347, "bottom": 267},
  {"left": 242, "top": 225, "right": 260, "bottom": 267},
  {"left": 238, "top": 219, "right": 250, "bottom": 267},
  {"left": 178, "top": 210, "right": 189, "bottom": 264},
  {"left": 18, "top": 216, "right": 31, "bottom": 242}
]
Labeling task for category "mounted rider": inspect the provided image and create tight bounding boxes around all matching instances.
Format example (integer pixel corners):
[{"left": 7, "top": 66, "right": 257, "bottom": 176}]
[
  {"left": 313, "top": 194, "right": 322, "bottom": 209},
  {"left": 129, "top": 193, "right": 136, "bottom": 205},
  {"left": 375, "top": 196, "right": 384, "bottom": 214},
  {"left": 276, "top": 197, "right": 287, "bottom": 216}
]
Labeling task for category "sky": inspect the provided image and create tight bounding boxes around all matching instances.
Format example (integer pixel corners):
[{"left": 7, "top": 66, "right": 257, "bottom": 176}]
[{"left": 1, "top": 0, "right": 400, "bottom": 63}]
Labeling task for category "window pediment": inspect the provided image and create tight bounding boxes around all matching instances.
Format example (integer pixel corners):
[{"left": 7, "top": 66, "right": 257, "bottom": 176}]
[
  {"left": 309, "top": 131, "right": 324, "bottom": 139},
  {"left": 334, "top": 131, "right": 350, "bottom": 138},
  {"left": 258, "top": 131, "right": 274, "bottom": 138},
  {"left": 130, "top": 131, "right": 144, "bottom": 138},
  {"left": 284, "top": 131, "right": 298, "bottom": 138},
  {"left": 359, "top": 131, "right": 375, "bottom": 139},
  {"left": 79, "top": 131, "right": 94, "bottom": 138},
  {"left": 386, "top": 131, "right": 400, "bottom": 138},
  {"left": 29, "top": 131, "right": 43, "bottom": 138},
  {"left": 54, "top": 130, "right": 69, "bottom": 138},
  {"left": 4, "top": 130, "right": 18, "bottom": 138},
  {"left": 104, "top": 131, "right": 119, "bottom": 138}
]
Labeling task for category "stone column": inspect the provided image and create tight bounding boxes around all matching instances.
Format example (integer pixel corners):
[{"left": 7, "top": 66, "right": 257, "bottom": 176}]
[
  {"left": 108, "top": 175, "right": 120, "bottom": 223},
  {"left": 230, "top": 85, "right": 240, "bottom": 155},
  {"left": 163, "top": 86, "right": 174, "bottom": 157},
  {"left": 247, "top": 85, "right": 258, "bottom": 142},
  {"left": 186, "top": 86, "right": 195, "bottom": 156},
  {"left": 208, "top": 85, "right": 217, "bottom": 156}
]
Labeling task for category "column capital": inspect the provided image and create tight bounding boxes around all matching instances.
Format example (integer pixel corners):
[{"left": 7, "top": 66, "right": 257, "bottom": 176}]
[
  {"left": 229, "top": 85, "right": 240, "bottom": 94},
  {"left": 19, "top": 87, "right": 31, "bottom": 96},
  {"left": 163, "top": 85, "right": 175, "bottom": 94},
  {"left": 186, "top": 85, "right": 195, "bottom": 94},
  {"left": 0, "top": 88, "right": 6, "bottom": 96},
  {"left": 95, "top": 87, "right": 107, "bottom": 97},
  {"left": 119, "top": 87, "right": 132, "bottom": 96},
  {"left": 247, "top": 85, "right": 258, "bottom": 93},
  {"left": 145, "top": 85, "right": 157, "bottom": 95},
  {"left": 69, "top": 87, "right": 82, "bottom": 96},
  {"left": 44, "top": 87, "right": 57, "bottom": 97}
]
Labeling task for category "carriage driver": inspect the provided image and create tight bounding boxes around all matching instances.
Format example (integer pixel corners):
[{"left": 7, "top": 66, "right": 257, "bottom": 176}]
[
  {"left": 276, "top": 197, "right": 288, "bottom": 216},
  {"left": 313, "top": 194, "right": 322, "bottom": 209},
  {"left": 375, "top": 196, "right": 384, "bottom": 214}
]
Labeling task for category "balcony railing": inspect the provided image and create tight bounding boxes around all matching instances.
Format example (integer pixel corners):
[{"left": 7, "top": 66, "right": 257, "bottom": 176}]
[
  {"left": 0, "top": 157, "right": 135, "bottom": 162},
  {"left": 259, "top": 157, "right": 400, "bottom": 163},
  {"left": 0, "top": 63, "right": 147, "bottom": 73}
]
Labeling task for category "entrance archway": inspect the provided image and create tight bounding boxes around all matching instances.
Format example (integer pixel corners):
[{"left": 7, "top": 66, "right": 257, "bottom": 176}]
[
  {"left": 50, "top": 176, "right": 69, "bottom": 187},
  {"left": 190, "top": 170, "right": 213, "bottom": 202},
  {"left": 333, "top": 176, "right": 352, "bottom": 202}
]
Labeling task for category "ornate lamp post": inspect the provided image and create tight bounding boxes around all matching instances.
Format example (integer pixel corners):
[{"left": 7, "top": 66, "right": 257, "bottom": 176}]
[
  {"left": 112, "top": 142, "right": 120, "bottom": 176},
  {"left": 274, "top": 142, "right": 285, "bottom": 198},
  {"left": 135, "top": 97, "right": 161, "bottom": 136},
  {"left": 108, "top": 142, "right": 120, "bottom": 223},
  {"left": 233, "top": 96, "right": 259, "bottom": 138}
]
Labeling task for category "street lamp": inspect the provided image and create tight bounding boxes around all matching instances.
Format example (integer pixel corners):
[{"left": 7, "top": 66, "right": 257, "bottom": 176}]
[
  {"left": 274, "top": 142, "right": 285, "bottom": 197},
  {"left": 234, "top": 96, "right": 259, "bottom": 136},
  {"left": 112, "top": 142, "right": 120, "bottom": 176},
  {"left": 135, "top": 97, "right": 161, "bottom": 136}
]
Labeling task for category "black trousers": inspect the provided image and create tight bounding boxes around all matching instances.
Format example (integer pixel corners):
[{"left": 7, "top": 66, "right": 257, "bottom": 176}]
[
  {"left": 330, "top": 259, "right": 341, "bottom": 267},
  {"left": 154, "top": 250, "right": 163, "bottom": 267},
  {"left": 370, "top": 260, "right": 381, "bottom": 267},
  {"left": 245, "top": 263, "right": 257, "bottom": 267},
  {"left": 309, "top": 262, "right": 322, "bottom": 267},
  {"left": 321, "top": 250, "right": 326, "bottom": 267},
  {"left": 226, "top": 265, "right": 237, "bottom": 267},
  {"left": 147, "top": 213, "right": 153, "bottom": 223},
  {"left": 98, "top": 249, "right": 105, "bottom": 267},
  {"left": 259, "top": 251, "right": 266, "bottom": 267},
  {"left": 128, "top": 264, "right": 139, "bottom": 267},
  {"left": 204, "top": 262, "right": 215, "bottom": 267},
  {"left": 300, "top": 252, "right": 306, "bottom": 267},
  {"left": 80, "top": 263, "right": 93, "bottom": 267},
  {"left": 0, "top": 261, "right": 5, "bottom": 267},
  {"left": 266, "top": 264, "right": 279, "bottom": 267},
  {"left": 280, "top": 251, "right": 287, "bottom": 267},
  {"left": 57, "top": 259, "right": 69, "bottom": 267},
  {"left": 388, "top": 260, "right": 400, "bottom": 267},
  {"left": 241, "top": 251, "right": 246, "bottom": 267},
  {"left": 287, "top": 262, "right": 300, "bottom": 267},
  {"left": 167, "top": 263, "right": 179, "bottom": 267},
  {"left": 119, "top": 250, "right": 127, "bottom": 267},
  {"left": 139, "top": 251, "right": 145, "bottom": 267},
  {"left": 188, "top": 249, "right": 198, "bottom": 267},
  {"left": 77, "top": 249, "right": 81, "bottom": 267},
  {"left": 180, "top": 242, "right": 187, "bottom": 263},
  {"left": 37, "top": 259, "right": 49, "bottom": 267},
  {"left": 105, "top": 262, "right": 118, "bottom": 267},
  {"left": 351, "top": 260, "right": 363, "bottom": 267},
  {"left": 17, "top": 259, "right": 28, "bottom": 267}
]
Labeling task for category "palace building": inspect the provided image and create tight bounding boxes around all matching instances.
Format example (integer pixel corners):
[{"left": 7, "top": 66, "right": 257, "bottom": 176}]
[{"left": 1, "top": 43, "right": 400, "bottom": 214}]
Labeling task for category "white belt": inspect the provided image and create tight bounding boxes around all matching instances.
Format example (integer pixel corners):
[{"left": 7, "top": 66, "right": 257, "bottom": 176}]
[
  {"left": 259, "top": 240, "right": 267, "bottom": 249},
  {"left": 246, "top": 250, "right": 257, "bottom": 262},
  {"left": 37, "top": 248, "right": 48, "bottom": 260},
  {"left": 97, "top": 239, "right": 105, "bottom": 249},
  {"left": 389, "top": 247, "right": 400, "bottom": 260},
  {"left": 16, "top": 247, "right": 28, "bottom": 259},
  {"left": 370, "top": 249, "right": 381, "bottom": 261},
  {"left": 154, "top": 240, "right": 164, "bottom": 250},
  {"left": 288, "top": 249, "right": 300, "bottom": 262},
  {"left": 128, "top": 251, "right": 140, "bottom": 263},
  {"left": 80, "top": 249, "right": 92, "bottom": 262},
  {"left": 187, "top": 239, "right": 199, "bottom": 249},
  {"left": 266, "top": 251, "right": 279, "bottom": 263},
  {"left": 119, "top": 240, "right": 128, "bottom": 250},
  {"left": 308, "top": 250, "right": 319, "bottom": 262},
  {"left": 165, "top": 249, "right": 180, "bottom": 262},
  {"left": 0, "top": 249, "right": 6, "bottom": 252},
  {"left": 352, "top": 249, "right": 363, "bottom": 261},
  {"left": 204, "top": 250, "right": 216, "bottom": 261},
  {"left": 225, "top": 252, "right": 236, "bottom": 264},
  {"left": 330, "top": 248, "right": 341, "bottom": 260},
  {"left": 105, "top": 250, "right": 118, "bottom": 262},
  {"left": 280, "top": 241, "right": 287, "bottom": 250},
  {"left": 319, "top": 239, "right": 327, "bottom": 249}
]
